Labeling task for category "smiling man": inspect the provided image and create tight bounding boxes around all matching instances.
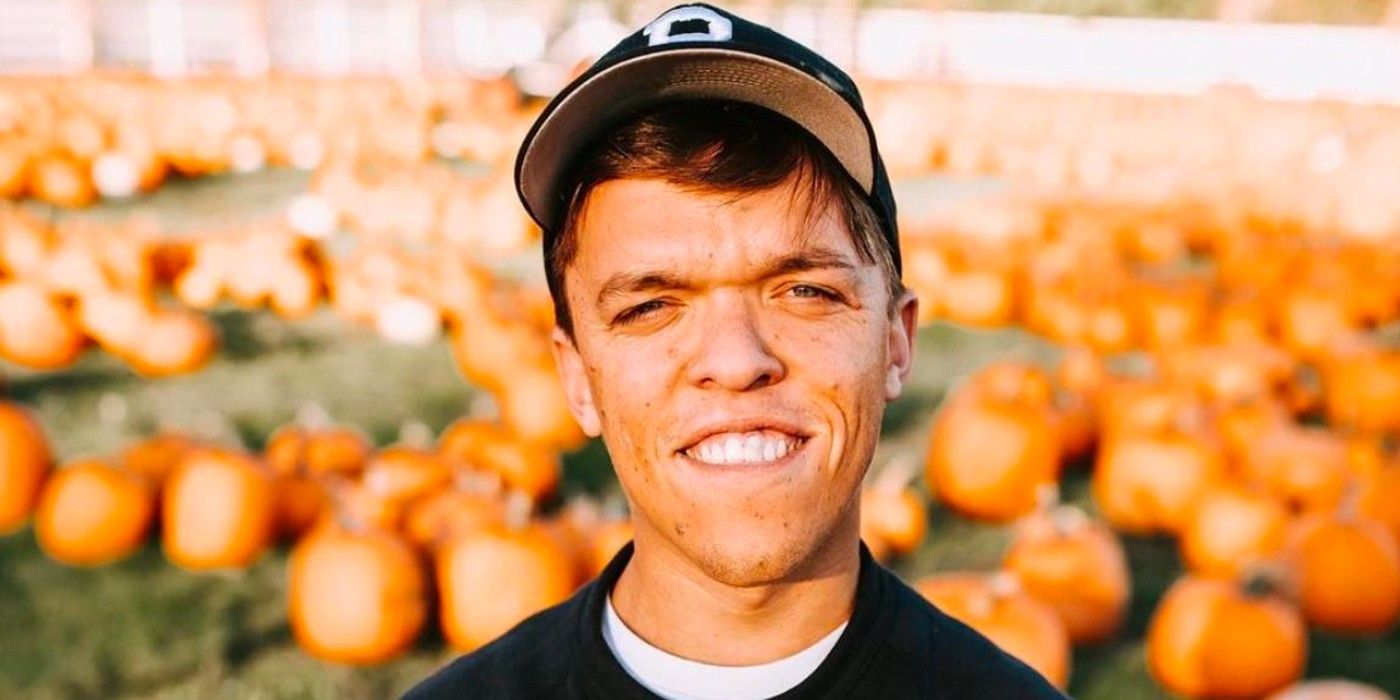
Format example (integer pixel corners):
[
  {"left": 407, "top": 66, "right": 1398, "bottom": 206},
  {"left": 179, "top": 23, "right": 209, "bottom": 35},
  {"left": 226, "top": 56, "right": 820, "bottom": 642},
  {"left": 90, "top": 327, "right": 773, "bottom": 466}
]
[{"left": 406, "top": 3, "right": 1064, "bottom": 699}]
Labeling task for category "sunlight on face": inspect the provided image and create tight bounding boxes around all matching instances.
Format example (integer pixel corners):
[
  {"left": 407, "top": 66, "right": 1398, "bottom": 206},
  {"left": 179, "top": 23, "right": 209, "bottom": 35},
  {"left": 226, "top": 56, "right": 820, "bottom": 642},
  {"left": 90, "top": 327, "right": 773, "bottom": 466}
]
[{"left": 552, "top": 177, "right": 916, "bottom": 586}]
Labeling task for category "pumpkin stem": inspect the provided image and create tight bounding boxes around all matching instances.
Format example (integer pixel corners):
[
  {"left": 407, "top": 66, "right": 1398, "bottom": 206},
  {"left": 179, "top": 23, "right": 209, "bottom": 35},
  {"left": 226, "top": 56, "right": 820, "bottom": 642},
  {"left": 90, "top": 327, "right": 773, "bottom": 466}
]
[
  {"left": 1239, "top": 563, "right": 1290, "bottom": 601},
  {"left": 397, "top": 420, "right": 433, "bottom": 450},
  {"left": 1034, "top": 483, "right": 1061, "bottom": 512},
  {"left": 988, "top": 570, "right": 1022, "bottom": 601},
  {"left": 1049, "top": 505, "right": 1088, "bottom": 537},
  {"left": 294, "top": 401, "right": 330, "bottom": 430}
]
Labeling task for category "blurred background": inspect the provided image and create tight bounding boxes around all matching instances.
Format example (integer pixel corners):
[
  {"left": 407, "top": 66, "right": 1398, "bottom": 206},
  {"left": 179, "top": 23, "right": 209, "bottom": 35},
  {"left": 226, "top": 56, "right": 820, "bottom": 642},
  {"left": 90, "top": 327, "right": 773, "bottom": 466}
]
[{"left": 0, "top": 1, "right": 1398, "bottom": 698}]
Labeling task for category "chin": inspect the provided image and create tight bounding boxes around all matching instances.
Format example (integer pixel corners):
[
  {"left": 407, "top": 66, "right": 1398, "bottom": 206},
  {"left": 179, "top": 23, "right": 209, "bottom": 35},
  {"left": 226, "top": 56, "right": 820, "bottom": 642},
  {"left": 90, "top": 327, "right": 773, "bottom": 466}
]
[{"left": 684, "top": 520, "right": 832, "bottom": 587}]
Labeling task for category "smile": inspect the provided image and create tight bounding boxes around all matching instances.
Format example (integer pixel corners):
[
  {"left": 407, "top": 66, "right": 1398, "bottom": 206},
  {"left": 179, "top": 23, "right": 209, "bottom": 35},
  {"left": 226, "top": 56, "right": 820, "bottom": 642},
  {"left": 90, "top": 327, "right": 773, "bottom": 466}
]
[{"left": 681, "top": 431, "right": 807, "bottom": 466}]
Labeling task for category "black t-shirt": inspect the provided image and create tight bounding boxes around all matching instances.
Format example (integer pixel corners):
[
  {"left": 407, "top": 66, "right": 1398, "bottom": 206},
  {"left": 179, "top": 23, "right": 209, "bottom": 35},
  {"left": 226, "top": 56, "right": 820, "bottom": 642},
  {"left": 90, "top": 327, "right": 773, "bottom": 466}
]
[{"left": 404, "top": 542, "right": 1067, "bottom": 699}]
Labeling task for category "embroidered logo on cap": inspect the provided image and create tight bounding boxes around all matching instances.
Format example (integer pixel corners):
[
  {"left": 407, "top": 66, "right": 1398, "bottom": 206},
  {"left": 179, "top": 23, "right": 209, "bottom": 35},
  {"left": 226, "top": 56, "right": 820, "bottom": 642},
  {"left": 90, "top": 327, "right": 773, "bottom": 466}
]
[{"left": 643, "top": 6, "right": 734, "bottom": 46}]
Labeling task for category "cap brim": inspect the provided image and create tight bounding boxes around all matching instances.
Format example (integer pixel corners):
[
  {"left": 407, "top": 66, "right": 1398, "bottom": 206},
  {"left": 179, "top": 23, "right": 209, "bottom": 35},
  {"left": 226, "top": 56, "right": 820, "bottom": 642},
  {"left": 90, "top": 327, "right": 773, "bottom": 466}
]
[{"left": 516, "top": 47, "right": 875, "bottom": 231}]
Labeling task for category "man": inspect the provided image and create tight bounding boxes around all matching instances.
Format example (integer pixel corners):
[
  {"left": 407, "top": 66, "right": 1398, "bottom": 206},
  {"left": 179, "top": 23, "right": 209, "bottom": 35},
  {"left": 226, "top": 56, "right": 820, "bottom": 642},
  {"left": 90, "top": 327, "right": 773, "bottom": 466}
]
[{"left": 407, "top": 4, "right": 1065, "bottom": 698}]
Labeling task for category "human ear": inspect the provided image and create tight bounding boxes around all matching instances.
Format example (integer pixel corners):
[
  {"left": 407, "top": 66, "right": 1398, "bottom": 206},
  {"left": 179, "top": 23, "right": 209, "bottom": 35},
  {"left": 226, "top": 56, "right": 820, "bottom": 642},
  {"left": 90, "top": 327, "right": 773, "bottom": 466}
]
[
  {"left": 885, "top": 290, "right": 919, "bottom": 401},
  {"left": 551, "top": 327, "right": 603, "bottom": 437}
]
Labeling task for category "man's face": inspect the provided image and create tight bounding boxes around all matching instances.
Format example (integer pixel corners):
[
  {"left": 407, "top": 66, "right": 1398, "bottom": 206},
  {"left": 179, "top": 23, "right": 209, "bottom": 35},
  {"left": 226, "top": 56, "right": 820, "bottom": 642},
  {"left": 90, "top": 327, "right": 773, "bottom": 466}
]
[{"left": 552, "top": 177, "right": 917, "bottom": 586}]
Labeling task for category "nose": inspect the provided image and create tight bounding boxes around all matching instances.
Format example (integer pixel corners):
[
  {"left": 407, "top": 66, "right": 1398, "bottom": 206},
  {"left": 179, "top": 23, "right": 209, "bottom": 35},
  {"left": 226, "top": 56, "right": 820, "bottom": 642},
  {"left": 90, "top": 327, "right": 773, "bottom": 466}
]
[{"left": 685, "top": 293, "right": 786, "bottom": 392}]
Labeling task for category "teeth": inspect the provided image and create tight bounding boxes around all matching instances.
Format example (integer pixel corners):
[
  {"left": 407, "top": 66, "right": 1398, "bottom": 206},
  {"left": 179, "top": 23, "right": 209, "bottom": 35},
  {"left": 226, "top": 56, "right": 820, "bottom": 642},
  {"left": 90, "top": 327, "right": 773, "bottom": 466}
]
[
  {"left": 724, "top": 436, "right": 743, "bottom": 464},
  {"left": 684, "top": 431, "right": 802, "bottom": 465}
]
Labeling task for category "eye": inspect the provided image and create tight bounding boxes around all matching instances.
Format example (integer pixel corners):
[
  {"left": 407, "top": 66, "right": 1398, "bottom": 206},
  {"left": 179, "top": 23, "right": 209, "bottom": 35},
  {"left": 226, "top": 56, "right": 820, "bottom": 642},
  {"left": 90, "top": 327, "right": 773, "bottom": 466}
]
[
  {"left": 787, "top": 284, "right": 840, "bottom": 301},
  {"left": 613, "top": 299, "right": 667, "bottom": 325}
]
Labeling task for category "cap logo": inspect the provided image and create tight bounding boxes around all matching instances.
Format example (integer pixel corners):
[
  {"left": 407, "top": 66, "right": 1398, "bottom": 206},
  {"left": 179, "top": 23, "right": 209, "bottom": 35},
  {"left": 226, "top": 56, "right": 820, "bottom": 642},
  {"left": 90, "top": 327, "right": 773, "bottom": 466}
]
[{"left": 643, "top": 6, "right": 733, "bottom": 46}]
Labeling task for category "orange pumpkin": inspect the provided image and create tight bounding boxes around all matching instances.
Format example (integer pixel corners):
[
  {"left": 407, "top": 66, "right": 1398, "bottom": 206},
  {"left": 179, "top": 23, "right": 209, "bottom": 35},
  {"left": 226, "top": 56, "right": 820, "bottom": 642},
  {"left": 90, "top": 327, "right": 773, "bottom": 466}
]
[
  {"left": 588, "top": 519, "right": 634, "bottom": 578},
  {"left": 0, "top": 401, "right": 52, "bottom": 533},
  {"left": 1003, "top": 504, "right": 1130, "bottom": 644},
  {"left": 1093, "top": 421, "right": 1226, "bottom": 534},
  {"left": 28, "top": 152, "right": 96, "bottom": 207},
  {"left": 126, "top": 309, "right": 217, "bottom": 377},
  {"left": 265, "top": 424, "right": 371, "bottom": 478},
  {"left": 1130, "top": 279, "right": 1207, "bottom": 350},
  {"left": 915, "top": 572, "right": 1071, "bottom": 689},
  {"left": 120, "top": 433, "right": 195, "bottom": 487},
  {"left": 403, "top": 488, "right": 505, "bottom": 551},
  {"left": 34, "top": 459, "right": 154, "bottom": 566},
  {"left": 1214, "top": 396, "right": 1290, "bottom": 464},
  {"left": 1179, "top": 481, "right": 1290, "bottom": 578},
  {"left": 162, "top": 450, "right": 275, "bottom": 570},
  {"left": 1147, "top": 573, "right": 1306, "bottom": 699},
  {"left": 1244, "top": 428, "right": 1353, "bottom": 513},
  {"left": 274, "top": 474, "right": 329, "bottom": 539},
  {"left": 859, "top": 460, "right": 928, "bottom": 559},
  {"left": 1356, "top": 454, "right": 1400, "bottom": 546},
  {"left": 361, "top": 447, "right": 452, "bottom": 506},
  {"left": 1322, "top": 344, "right": 1400, "bottom": 436},
  {"left": 497, "top": 362, "right": 587, "bottom": 452},
  {"left": 926, "top": 365, "right": 1060, "bottom": 522},
  {"left": 288, "top": 522, "right": 427, "bottom": 664},
  {"left": 0, "top": 282, "right": 85, "bottom": 370},
  {"left": 1275, "top": 286, "right": 1358, "bottom": 362},
  {"left": 436, "top": 522, "right": 575, "bottom": 651},
  {"left": 1287, "top": 509, "right": 1400, "bottom": 634}
]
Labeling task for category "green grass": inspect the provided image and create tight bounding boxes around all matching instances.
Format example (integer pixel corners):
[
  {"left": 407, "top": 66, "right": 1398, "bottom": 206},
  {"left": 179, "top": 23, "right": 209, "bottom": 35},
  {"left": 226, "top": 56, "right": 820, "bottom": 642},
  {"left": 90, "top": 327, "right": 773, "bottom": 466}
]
[{"left": 1, "top": 172, "right": 1397, "bottom": 698}]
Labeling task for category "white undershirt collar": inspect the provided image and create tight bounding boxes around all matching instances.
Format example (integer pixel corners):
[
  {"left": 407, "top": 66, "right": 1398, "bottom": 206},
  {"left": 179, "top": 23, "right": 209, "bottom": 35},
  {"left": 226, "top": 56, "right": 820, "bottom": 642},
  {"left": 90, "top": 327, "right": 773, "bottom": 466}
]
[{"left": 601, "top": 594, "right": 848, "bottom": 700}]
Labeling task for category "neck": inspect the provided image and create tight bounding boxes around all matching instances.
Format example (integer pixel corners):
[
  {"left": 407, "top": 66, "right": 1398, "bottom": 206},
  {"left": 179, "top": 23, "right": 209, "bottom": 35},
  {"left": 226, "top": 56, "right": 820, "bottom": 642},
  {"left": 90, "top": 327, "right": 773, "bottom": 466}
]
[{"left": 608, "top": 520, "right": 860, "bottom": 666}]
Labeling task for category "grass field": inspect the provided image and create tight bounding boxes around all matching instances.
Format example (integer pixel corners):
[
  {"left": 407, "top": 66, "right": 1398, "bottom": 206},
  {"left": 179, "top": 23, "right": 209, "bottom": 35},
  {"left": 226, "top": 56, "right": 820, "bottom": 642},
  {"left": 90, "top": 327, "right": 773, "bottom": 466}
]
[{"left": 1, "top": 172, "right": 1397, "bottom": 699}]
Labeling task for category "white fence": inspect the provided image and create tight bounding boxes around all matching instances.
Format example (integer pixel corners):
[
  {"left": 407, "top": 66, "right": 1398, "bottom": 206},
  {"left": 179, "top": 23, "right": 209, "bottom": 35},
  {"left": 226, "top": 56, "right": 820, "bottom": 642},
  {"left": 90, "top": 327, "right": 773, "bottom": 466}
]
[{"left": 3, "top": 0, "right": 1400, "bottom": 104}]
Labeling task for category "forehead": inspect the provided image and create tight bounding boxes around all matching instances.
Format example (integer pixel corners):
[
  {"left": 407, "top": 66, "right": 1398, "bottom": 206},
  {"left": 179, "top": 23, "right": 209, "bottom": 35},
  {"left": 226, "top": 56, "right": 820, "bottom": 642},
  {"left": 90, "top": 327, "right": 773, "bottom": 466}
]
[{"left": 569, "top": 177, "right": 854, "bottom": 279}]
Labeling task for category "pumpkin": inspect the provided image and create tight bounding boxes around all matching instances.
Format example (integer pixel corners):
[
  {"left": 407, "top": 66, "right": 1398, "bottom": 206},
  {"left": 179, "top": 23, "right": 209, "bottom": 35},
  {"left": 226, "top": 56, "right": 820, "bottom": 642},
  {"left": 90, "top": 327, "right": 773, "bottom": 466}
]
[
  {"left": 1267, "top": 680, "right": 1396, "bottom": 700},
  {"left": 926, "top": 365, "right": 1060, "bottom": 522},
  {"left": 265, "top": 424, "right": 371, "bottom": 478},
  {"left": 1180, "top": 481, "right": 1290, "bottom": 578},
  {"left": 1287, "top": 509, "right": 1400, "bottom": 634},
  {"left": 403, "top": 487, "right": 505, "bottom": 552},
  {"left": 0, "top": 401, "right": 52, "bottom": 533},
  {"left": 274, "top": 474, "right": 329, "bottom": 539},
  {"left": 28, "top": 152, "right": 96, "bottom": 207},
  {"left": 34, "top": 459, "right": 154, "bottom": 566},
  {"left": 589, "top": 519, "right": 634, "bottom": 578},
  {"left": 437, "top": 418, "right": 500, "bottom": 469},
  {"left": 1147, "top": 573, "right": 1306, "bottom": 699},
  {"left": 1321, "top": 344, "right": 1400, "bottom": 436},
  {"left": 436, "top": 522, "right": 575, "bottom": 651},
  {"left": 496, "top": 363, "right": 587, "bottom": 452},
  {"left": 1275, "top": 286, "right": 1358, "bottom": 362},
  {"left": 1094, "top": 378, "right": 1202, "bottom": 442},
  {"left": 1244, "top": 428, "right": 1353, "bottom": 513},
  {"left": 471, "top": 433, "right": 560, "bottom": 503},
  {"left": 0, "top": 282, "right": 85, "bottom": 370},
  {"left": 288, "top": 522, "right": 427, "bottom": 664},
  {"left": 125, "top": 309, "right": 217, "bottom": 377},
  {"left": 119, "top": 433, "right": 195, "bottom": 487},
  {"left": 858, "top": 462, "right": 928, "bottom": 559},
  {"left": 1356, "top": 452, "right": 1400, "bottom": 545},
  {"left": 162, "top": 449, "right": 275, "bottom": 570},
  {"left": 1003, "top": 504, "right": 1130, "bottom": 644},
  {"left": 915, "top": 572, "right": 1071, "bottom": 689},
  {"left": 1213, "top": 396, "right": 1290, "bottom": 464},
  {"left": 1130, "top": 279, "right": 1207, "bottom": 350},
  {"left": 361, "top": 447, "right": 452, "bottom": 506},
  {"left": 1093, "top": 420, "right": 1226, "bottom": 534}
]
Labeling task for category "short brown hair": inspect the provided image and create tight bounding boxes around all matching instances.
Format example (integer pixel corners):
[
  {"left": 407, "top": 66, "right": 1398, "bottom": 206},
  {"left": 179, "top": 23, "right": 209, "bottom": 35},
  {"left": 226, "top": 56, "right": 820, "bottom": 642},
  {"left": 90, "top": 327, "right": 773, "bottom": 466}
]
[{"left": 546, "top": 100, "right": 903, "bottom": 337}]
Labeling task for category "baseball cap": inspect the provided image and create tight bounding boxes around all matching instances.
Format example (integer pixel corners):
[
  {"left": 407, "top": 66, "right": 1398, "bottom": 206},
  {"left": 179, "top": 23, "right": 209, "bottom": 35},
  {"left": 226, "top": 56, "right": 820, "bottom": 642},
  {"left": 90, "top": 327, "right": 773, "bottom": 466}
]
[{"left": 514, "top": 2, "right": 901, "bottom": 273}]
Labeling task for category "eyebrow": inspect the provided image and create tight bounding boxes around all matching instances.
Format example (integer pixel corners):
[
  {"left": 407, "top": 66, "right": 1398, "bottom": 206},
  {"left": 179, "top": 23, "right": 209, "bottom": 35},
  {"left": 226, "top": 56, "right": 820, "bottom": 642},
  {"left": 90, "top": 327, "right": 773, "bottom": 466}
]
[{"left": 595, "top": 246, "right": 858, "bottom": 307}]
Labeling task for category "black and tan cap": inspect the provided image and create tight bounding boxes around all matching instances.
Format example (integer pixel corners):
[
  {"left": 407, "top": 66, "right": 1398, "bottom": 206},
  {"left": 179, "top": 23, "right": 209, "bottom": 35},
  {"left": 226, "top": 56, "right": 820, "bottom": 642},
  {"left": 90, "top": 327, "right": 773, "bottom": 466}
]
[{"left": 514, "top": 2, "right": 901, "bottom": 272}]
